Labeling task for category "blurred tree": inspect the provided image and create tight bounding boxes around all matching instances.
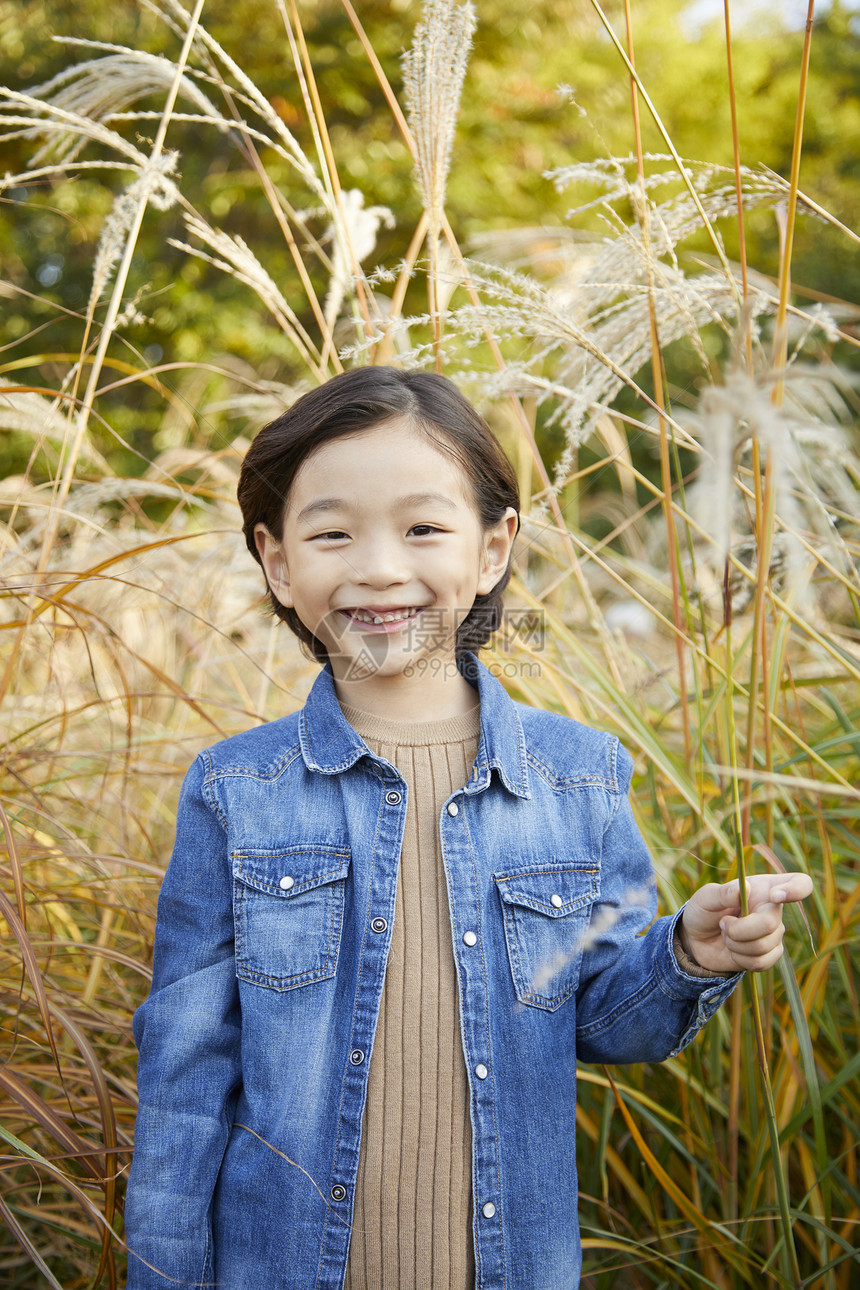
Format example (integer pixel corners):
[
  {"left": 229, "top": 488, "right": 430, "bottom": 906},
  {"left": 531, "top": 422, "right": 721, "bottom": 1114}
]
[{"left": 0, "top": 0, "right": 857, "bottom": 479}]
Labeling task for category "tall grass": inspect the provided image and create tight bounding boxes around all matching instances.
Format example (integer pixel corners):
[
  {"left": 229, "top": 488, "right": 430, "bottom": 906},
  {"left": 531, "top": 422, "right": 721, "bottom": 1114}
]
[{"left": 1, "top": 1, "right": 858, "bottom": 1285}]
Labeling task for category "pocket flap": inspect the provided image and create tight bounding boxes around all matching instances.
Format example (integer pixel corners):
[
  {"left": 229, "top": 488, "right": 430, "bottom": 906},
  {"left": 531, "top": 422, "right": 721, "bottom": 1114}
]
[
  {"left": 232, "top": 845, "right": 350, "bottom": 899},
  {"left": 494, "top": 861, "right": 598, "bottom": 917}
]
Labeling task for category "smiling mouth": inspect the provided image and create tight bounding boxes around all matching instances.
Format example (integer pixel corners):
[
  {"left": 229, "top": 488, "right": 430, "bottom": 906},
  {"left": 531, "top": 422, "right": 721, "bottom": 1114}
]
[{"left": 339, "top": 606, "right": 422, "bottom": 631}]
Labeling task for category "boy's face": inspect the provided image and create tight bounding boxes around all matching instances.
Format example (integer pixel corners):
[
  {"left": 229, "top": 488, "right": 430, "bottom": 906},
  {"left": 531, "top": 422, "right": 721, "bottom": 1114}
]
[{"left": 254, "top": 417, "right": 517, "bottom": 695}]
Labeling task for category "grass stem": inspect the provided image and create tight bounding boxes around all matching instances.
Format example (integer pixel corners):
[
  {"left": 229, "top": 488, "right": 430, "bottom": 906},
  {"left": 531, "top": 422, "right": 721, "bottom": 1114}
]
[{"left": 772, "top": 0, "right": 816, "bottom": 397}]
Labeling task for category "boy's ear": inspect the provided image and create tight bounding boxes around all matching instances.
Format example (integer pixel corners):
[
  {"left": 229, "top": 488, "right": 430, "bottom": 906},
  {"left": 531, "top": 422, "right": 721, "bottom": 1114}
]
[
  {"left": 476, "top": 507, "right": 519, "bottom": 596},
  {"left": 254, "top": 524, "right": 293, "bottom": 608}
]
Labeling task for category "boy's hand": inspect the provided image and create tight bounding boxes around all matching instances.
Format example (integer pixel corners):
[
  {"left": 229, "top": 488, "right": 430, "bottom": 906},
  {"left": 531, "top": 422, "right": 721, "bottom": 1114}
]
[{"left": 678, "top": 873, "right": 814, "bottom": 974}]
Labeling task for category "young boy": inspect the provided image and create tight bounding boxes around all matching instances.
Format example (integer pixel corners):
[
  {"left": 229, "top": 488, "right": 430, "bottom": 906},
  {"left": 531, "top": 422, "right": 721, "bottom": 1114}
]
[{"left": 124, "top": 367, "right": 812, "bottom": 1289}]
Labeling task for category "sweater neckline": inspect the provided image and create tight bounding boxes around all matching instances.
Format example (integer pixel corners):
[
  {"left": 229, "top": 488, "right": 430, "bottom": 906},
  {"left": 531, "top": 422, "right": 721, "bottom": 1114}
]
[{"left": 338, "top": 700, "right": 481, "bottom": 748}]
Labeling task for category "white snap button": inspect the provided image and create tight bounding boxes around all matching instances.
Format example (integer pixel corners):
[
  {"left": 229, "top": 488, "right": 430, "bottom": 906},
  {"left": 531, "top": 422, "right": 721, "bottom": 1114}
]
[
  {"left": 279, "top": 875, "right": 295, "bottom": 890},
  {"left": 447, "top": 802, "right": 459, "bottom": 816},
  {"left": 462, "top": 930, "right": 477, "bottom": 947},
  {"left": 385, "top": 790, "right": 401, "bottom": 805},
  {"left": 550, "top": 893, "right": 563, "bottom": 909},
  {"left": 475, "top": 1063, "right": 488, "bottom": 1080},
  {"left": 482, "top": 1201, "right": 496, "bottom": 1219}
]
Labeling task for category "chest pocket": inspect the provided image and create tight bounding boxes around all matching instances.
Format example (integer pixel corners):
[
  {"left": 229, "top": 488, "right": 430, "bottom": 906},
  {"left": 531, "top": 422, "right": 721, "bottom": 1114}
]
[
  {"left": 232, "top": 845, "right": 350, "bottom": 992},
  {"left": 494, "top": 860, "right": 599, "bottom": 1012}
]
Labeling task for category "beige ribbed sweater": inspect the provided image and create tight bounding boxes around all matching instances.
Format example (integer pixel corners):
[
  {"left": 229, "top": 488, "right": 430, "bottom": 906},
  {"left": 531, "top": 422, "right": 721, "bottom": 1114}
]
[{"left": 339, "top": 700, "right": 481, "bottom": 1290}]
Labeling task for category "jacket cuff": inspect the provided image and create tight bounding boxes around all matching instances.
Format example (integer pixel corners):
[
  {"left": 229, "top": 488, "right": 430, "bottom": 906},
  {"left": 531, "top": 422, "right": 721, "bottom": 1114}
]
[
  {"left": 658, "top": 909, "right": 743, "bottom": 1056},
  {"left": 671, "top": 921, "right": 735, "bottom": 980}
]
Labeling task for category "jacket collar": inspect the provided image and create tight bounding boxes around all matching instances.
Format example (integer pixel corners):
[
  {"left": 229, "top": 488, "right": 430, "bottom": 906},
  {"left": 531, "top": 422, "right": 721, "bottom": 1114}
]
[{"left": 299, "top": 653, "right": 530, "bottom": 799}]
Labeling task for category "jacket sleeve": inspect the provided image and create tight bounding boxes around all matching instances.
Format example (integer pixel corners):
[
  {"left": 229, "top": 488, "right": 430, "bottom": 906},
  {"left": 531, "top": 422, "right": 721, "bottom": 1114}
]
[
  {"left": 125, "top": 752, "right": 241, "bottom": 1289},
  {"left": 574, "top": 742, "right": 741, "bottom": 1065}
]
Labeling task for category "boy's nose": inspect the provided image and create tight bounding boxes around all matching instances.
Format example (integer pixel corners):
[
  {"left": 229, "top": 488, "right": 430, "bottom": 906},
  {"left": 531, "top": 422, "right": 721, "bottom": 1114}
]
[{"left": 354, "top": 540, "right": 411, "bottom": 588}]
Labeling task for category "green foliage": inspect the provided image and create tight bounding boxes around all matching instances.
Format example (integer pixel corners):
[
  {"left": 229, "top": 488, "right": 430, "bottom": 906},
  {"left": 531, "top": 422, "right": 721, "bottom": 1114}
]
[{"left": 2, "top": 0, "right": 858, "bottom": 482}]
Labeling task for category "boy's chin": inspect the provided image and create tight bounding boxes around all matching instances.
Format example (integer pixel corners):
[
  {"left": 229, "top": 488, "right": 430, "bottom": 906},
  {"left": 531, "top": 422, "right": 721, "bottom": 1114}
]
[{"left": 332, "top": 646, "right": 455, "bottom": 685}]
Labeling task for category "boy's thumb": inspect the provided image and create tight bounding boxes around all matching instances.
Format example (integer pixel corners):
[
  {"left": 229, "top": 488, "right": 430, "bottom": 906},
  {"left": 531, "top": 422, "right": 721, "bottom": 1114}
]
[{"left": 721, "top": 880, "right": 740, "bottom": 906}]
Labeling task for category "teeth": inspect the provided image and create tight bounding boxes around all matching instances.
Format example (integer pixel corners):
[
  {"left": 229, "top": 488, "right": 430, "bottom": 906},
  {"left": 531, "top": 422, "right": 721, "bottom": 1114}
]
[{"left": 351, "top": 608, "right": 415, "bottom": 624}]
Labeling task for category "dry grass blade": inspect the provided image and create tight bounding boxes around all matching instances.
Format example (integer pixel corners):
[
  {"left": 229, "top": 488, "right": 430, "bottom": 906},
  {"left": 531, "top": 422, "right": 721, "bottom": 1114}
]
[
  {"left": 402, "top": 0, "right": 476, "bottom": 358},
  {"left": 0, "top": 889, "right": 62, "bottom": 1079},
  {"left": 30, "top": 0, "right": 206, "bottom": 588},
  {"left": 0, "top": 88, "right": 153, "bottom": 169},
  {"left": 0, "top": 1071, "right": 103, "bottom": 1180},
  {"left": 154, "top": 0, "right": 324, "bottom": 193},
  {"left": 402, "top": 0, "right": 476, "bottom": 236},
  {"left": 586, "top": 0, "right": 738, "bottom": 294},
  {"left": 0, "top": 802, "right": 27, "bottom": 933},
  {"left": 48, "top": 1004, "right": 119, "bottom": 1286},
  {"left": 168, "top": 213, "right": 323, "bottom": 368},
  {"left": 19, "top": 42, "right": 221, "bottom": 164},
  {"left": 0, "top": 1194, "right": 66, "bottom": 1290}
]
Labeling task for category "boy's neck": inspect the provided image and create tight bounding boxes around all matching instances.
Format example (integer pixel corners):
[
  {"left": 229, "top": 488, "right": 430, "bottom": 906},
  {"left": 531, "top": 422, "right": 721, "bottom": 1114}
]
[{"left": 332, "top": 666, "right": 479, "bottom": 723}]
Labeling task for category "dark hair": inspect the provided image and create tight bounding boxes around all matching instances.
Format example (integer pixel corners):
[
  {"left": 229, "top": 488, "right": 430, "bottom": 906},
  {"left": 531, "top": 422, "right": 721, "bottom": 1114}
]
[{"left": 237, "top": 367, "right": 521, "bottom": 662}]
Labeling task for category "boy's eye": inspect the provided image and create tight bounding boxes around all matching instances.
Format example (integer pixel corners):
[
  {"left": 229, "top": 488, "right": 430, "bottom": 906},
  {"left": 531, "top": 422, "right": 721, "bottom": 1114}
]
[{"left": 310, "top": 524, "right": 443, "bottom": 540}]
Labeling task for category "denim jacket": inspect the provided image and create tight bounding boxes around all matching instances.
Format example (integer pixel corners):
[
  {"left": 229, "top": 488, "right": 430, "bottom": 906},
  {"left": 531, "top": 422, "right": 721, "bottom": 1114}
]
[{"left": 125, "top": 655, "right": 740, "bottom": 1290}]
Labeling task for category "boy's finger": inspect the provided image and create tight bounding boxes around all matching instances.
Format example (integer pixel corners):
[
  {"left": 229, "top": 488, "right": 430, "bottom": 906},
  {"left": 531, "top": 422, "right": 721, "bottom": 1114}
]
[
  {"left": 693, "top": 881, "right": 740, "bottom": 913},
  {"left": 748, "top": 872, "right": 813, "bottom": 910},
  {"left": 724, "top": 943, "right": 785, "bottom": 972},
  {"left": 771, "top": 873, "right": 814, "bottom": 904},
  {"left": 720, "top": 913, "right": 785, "bottom": 948}
]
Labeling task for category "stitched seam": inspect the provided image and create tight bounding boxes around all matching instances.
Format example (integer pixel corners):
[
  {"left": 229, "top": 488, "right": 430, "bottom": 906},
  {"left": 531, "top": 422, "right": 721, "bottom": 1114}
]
[
  {"left": 315, "top": 1201, "right": 332, "bottom": 1290},
  {"left": 318, "top": 778, "right": 391, "bottom": 1287},
  {"left": 198, "top": 1224, "right": 213, "bottom": 1286},
  {"left": 209, "top": 745, "right": 303, "bottom": 783},
  {"left": 323, "top": 871, "right": 343, "bottom": 974},
  {"left": 233, "top": 862, "right": 348, "bottom": 897},
  {"left": 526, "top": 763, "right": 619, "bottom": 793},
  {"left": 502, "top": 904, "right": 526, "bottom": 1000},
  {"left": 494, "top": 865, "right": 598, "bottom": 880},
  {"left": 494, "top": 868, "right": 599, "bottom": 917},
  {"left": 519, "top": 982, "right": 576, "bottom": 1009},
  {"left": 515, "top": 714, "right": 528, "bottom": 792},
  {"left": 501, "top": 895, "right": 592, "bottom": 916},
  {"left": 232, "top": 846, "right": 349, "bottom": 858},
  {"left": 234, "top": 879, "right": 246, "bottom": 989},
  {"left": 526, "top": 747, "right": 619, "bottom": 791},
  {"left": 520, "top": 987, "right": 575, "bottom": 1008},
  {"left": 236, "top": 963, "right": 336, "bottom": 989},
  {"left": 201, "top": 750, "right": 229, "bottom": 832},
  {"left": 463, "top": 809, "right": 506, "bottom": 1287},
  {"left": 312, "top": 755, "right": 367, "bottom": 775},
  {"left": 609, "top": 738, "right": 628, "bottom": 821}
]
